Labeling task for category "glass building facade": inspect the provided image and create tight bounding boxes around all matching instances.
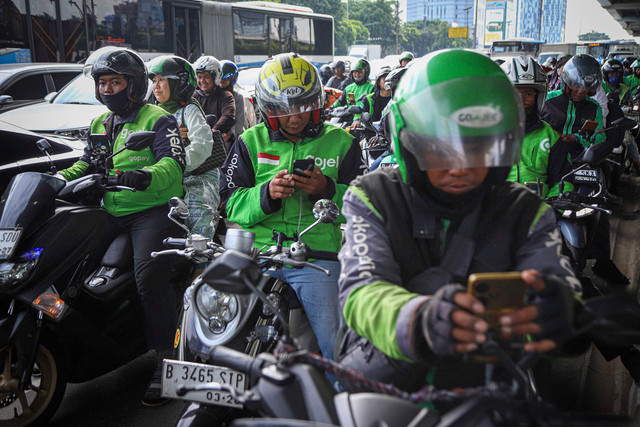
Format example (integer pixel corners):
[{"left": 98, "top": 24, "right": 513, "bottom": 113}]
[
  {"left": 515, "top": 0, "right": 566, "bottom": 43},
  {"left": 406, "top": 0, "right": 476, "bottom": 30}
]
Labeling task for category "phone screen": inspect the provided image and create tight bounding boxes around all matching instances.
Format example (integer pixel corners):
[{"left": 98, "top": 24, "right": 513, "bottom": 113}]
[
  {"left": 347, "top": 92, "right": 355, "bottom": 105},
  {"left": 292, "top": 158, "right": 314, "bottom": 177},
  {"left": 580, "top": 120, "right": 598, "bottom": 132}
]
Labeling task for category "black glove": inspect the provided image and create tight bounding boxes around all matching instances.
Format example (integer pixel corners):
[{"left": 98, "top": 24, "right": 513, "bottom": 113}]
[
  {"left": 529, "top": 274, "right": 576, "bottom": 348},
  {"left": 420, "top": 284, "right": 467, "bottom": 357},
  {"left": 120, "top": 169, "right": 152, "bottom": 191}
]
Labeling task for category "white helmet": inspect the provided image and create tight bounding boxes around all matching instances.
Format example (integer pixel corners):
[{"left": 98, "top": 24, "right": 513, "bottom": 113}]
[
  {"left": 193, "top": 55, "right": 222, "bottom": 85},
  {"left": 501, "top": 55, "right": 548, "bottom": 112}
]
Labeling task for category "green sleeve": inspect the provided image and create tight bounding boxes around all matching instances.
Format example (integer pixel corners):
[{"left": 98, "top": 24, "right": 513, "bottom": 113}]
[
  {"left": 343, "top": 281, "right": 421, "bottom": 361},
  {"left": 226, "top": 185, "right": 272, "bottom": 227},
  {"left": 143, "top": 157, "right": 183, "bottom": 192},
  {"left": 60, "top": 161, "right": 89, "bottom": 181}
]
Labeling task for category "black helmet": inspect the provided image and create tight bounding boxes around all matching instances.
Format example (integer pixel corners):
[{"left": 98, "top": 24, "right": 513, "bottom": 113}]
[
  {"left": 351, "top": 58, "right": 371, "bottom": 83},
  {"left": 561, "top": 54, "right": 602, "bottom": 96},
  {"left": 332, "top": 60, "right": 345, "bottom": 72},
  {"left": 147, "top": 55, "right": 197, "bottom": 103},
  {"left": 384, "top": 66, "right": 407, "bottom": 94},
  {"left": 602, "top": 59, "right": 623, "bottom": 79},
  {"left": 623, "top": 56, "right": 637, "bottom": 69},
  {"left": 319, "top": 64, "right": 333, "bottom": 82},
  {"left": 83, "top": 46, "right": 148, "bottom": 104}
]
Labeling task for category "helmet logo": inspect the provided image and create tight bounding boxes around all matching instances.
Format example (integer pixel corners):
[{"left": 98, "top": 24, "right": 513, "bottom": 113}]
[
  {"left": 451, "top": 106, "right": 503, "bottom": 128},
  {"left": 283, "top": 86, "right": 304, "bottom": 97},
  {"left": 520, "top": 73, "right": 534, "bottom": 80}
]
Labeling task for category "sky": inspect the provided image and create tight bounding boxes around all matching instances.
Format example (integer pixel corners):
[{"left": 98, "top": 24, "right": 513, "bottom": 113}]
[{"left": 565, "top": 0, "right": 638, "bottom": 42}]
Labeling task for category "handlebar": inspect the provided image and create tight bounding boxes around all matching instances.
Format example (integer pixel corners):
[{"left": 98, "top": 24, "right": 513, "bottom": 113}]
[
  {"left": 163, "top": 237, "right": 188, "bottom": 248},
  {"left": 307, "top": 249, "right": 339, "bottom": 262},
  {"left": 209, "top": 346, "right": 255, "bottom": 374}
]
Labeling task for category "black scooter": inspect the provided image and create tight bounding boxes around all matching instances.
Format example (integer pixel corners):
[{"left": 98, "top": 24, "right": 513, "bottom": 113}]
[{"left": 0, "top": 131, "right": 161, "bottom": 426}]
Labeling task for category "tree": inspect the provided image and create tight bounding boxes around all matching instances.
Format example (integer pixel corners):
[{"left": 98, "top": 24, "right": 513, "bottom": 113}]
[
  {"left": 349, "top": 0, "right": 396, "bottom": 54},
  {"left": 335, "top": 18, "right": 369, "bottom": 55},
  {"left": 578, "top": 30, "right": 610, "bottom": 41},
  {"left": 399, "top": 20, "right": 466, "bottom": 57}
]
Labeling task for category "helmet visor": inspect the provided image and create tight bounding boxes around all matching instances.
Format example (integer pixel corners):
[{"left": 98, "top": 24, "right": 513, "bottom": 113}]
[
  {"left": 260, "top": 96, "right": 324, "bottom": 118},
  {"left": 83, "top": 47, "right": 132, "bottom": 78},
  {"left": 562, "top": 63, "right": 600, "bottom": 92},
  {"left": 393, "top": 76, "right": 523, "bottom": 170}
]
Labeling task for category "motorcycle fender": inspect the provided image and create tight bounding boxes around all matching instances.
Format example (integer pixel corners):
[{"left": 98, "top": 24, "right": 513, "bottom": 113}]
[{"left": 557, "top": 219, "right": 587, "bottom": 248}]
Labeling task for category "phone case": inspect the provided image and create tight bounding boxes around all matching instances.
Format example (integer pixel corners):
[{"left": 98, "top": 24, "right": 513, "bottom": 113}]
[{"left": 468, "top": 272, "right": 527, "bottom": 328}]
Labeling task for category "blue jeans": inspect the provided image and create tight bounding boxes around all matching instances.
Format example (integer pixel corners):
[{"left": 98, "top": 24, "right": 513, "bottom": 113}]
[{"left": 266, "top": 260, "right": 343, "bottom": 360}]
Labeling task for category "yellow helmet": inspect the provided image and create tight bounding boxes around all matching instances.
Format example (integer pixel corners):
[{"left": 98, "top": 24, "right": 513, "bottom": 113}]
[{"left": 256, "top": 53, "right": 324, "bottom": 136}]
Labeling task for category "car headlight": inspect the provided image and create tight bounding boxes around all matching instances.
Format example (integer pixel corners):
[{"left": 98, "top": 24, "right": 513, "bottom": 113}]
[
  {"left": 195, "top": 284, "right": 238, "bottom": 334},
  {"left": 0, "top": 247, "right": 43, "bottom": 286},
  {"left": 54, "top": 127, "right": 90, "bottom": 141}
]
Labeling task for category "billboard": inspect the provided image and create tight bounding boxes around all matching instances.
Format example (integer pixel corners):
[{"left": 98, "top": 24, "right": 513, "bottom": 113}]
[{"left": 485, "top": 1, "right": 507, "bottom": 45}]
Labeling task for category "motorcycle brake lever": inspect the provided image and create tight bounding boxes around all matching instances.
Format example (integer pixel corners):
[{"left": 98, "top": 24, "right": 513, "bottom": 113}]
[
  {"left": 151, "top": 249, "right": 188, "bottom": 258},
  {"left": 580, "top": 203, "right": 612, "bottom": 215},
  {"left": 105, "top": 185, "right": 137, "bottom": 192}
]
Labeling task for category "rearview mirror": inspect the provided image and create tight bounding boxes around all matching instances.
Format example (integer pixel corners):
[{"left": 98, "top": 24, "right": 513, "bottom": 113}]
[
  {"left": 312, "top": 199, "right": 340, "bottom": 224},
  {"left": 581, "top": 143, "right": 611, "bottom": 164},
  {"left": 168, "top": 197, "right": 189, "bottom": 220},
  {"left": 201, "top": 250, "right": 262, "bottom": 294},
  {"left": 44, "top": 92, "right": 57, "bottom": 103},
  {"left": 124, "top": 131, "right": 155, "bottom": 151},
  {"left": 36, "top": 138, "right": 52, "bottom": 155},
  {"left": 583, "top": 296, "right": 640, "bottom": 348},
  {"left": 348, "top": 105, "right": 363, "bottom": 115},
  {"left": 0, "top": 95, "right": 13, "bottom": 107}
]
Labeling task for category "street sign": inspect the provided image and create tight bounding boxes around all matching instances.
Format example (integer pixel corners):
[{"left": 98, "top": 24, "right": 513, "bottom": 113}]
[{"left": 449, "top": 27, "right": 469, "bottom": 39}]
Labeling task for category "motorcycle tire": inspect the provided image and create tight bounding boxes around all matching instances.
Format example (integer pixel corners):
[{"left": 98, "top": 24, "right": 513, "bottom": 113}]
[{"left": 0, "top": 341, "right": 67, "bottom": 427}]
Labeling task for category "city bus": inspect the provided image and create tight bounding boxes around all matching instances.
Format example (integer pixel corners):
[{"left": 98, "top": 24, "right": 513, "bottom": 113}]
[
  {"left": 0, "top": 0, "right": 334, "bottom": 67},
  {"left": 489, "top": 38, "right": 545, "bottom": 59}
]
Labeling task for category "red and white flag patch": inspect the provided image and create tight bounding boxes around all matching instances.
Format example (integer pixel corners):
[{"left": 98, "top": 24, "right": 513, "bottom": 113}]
[{"left": 257, "top": 152, "right": 280, "bottom": 165}]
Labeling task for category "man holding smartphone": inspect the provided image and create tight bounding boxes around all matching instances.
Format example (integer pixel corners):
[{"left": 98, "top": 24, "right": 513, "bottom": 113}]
[
  {"left": 337, "top": 50, "right": 582, "bottom": 392},
  {"left": 220, "top": 53, "right": 366, "bottom": 362}
]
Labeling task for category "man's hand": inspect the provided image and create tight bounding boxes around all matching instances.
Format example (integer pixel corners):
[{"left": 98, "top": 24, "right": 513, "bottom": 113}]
[
  {"left": 120, "top": 169, "right": 152, "bottom": 191},
  {"left": 291, "top": 167, "right": 328, "bottom": 196},
  {"left": 421, "top": 284, "right": 488, "bottom": 356},
  {"left": 498, "top": 269, "right": 574, "bottom": 353},
  {"left": 179, "top": 125, "right": 189, "bottom": 142},
  {"left": 222, "top": 132, "right": 231, "bottom": 142},
  {"left": 561, "top": 134, "right": 578, "bottom": 143},
  {"left": 268, "top": 169, "right": 295, "bottom": 200}
]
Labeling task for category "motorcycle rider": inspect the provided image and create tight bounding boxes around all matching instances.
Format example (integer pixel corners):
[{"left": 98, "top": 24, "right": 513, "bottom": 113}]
[
  {"left": 148, "top": 55, "right": 220, "bottom": 241},
  {"left": 332, "top": 58, "right": 375, "bottom": 108},
  {"left": 602, "top": 58, "right": 631, "bottom": 106},
  {"left": 193, "top": 55, "right": 236, "bottom": 142},
  {"left": 326, "top": 60, "right": 347, "bottom": 89},
  {"left": 502, "top": 56, "right": 573, "bottom": 198},
  {"left": 548, "top": 54, "right": 572, "bottom": 91},
  {"left": 59, "top": 46, "right": 186, "bottom": 405},
  {"left": 399, "top": 51, "right": 414, "bottom": 67},
  {"left": 337, "top": 49, "right": 581, "bottom": 392},
  {"left": 356, "top": 66, "right": 393, "bottom": 123},
  {"left": 542, "top": 54, "right": 629, "bottom": 287},
  {"left": 220, "top": 53, "right": 366, "bottom": 362},
  {"left": 319, "top": 64, "right": 333, "bottom": 86},
  {"left": 623, "top": 59, "right": 640, "bottom": 93},
  {"left": 219, "top": 60, "right": 250, "bottom": 144}
]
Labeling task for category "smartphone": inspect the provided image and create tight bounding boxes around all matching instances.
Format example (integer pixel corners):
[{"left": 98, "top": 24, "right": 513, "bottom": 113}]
[
  {"left": 292, "top": 158, "right": 315, "bottom": 177},
  {"left": 580, "top": 120, "right": 598, "bottom": 133},
  {"left": 347, "top": 92, "right": 355, "bottom": 105},
  {"left": 468, "top": 272, "right": 527, "bottom": 329}
]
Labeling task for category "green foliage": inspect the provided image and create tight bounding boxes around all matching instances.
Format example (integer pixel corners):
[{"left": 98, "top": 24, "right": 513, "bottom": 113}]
[
  {"left": 400, "top": 20, "right": 467, "bottom": 56},
  {"left": 349, "top": 0, "right": 396, "bottom": 52},
  {"left": 335, "top": 18, "right": 370, "bottom": 55},
  {"left": 578, "top": 30, "right": 610, "bottom": 41}
]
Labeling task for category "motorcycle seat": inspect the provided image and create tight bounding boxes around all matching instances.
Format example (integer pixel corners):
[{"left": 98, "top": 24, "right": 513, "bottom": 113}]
[{"left": 102, "top": 233, "right": 134, "bottom": 269}]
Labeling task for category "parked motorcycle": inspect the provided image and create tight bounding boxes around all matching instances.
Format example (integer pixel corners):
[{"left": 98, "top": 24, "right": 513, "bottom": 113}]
[
  {"left": 0, "top": 131, "right": 164, "bottom": 426},
  {"left": 159, "top": 199, "right": 340, "bottom": 426},
  {"left": 176, "top": 264, "right": 640, "bottom": 426}
]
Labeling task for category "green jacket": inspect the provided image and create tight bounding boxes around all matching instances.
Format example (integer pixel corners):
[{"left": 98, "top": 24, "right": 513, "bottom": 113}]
[
  {"left": 602, "top": 80, "right": 630, "bottom": 105},
  {"left": 61, "top": 104, "right": 185, "bottom": 217},
  {"left": 542, "top": 89, "right": 605, "bottom": 148},
  {"left": 624, "top": 74, "right": 640, "bottom": 92},
  {"left": 507, "top": 119, "right": 573, "bottom": 198},
  {"left": 220, "top": 123, "right": 366, "bottom": 252},
  {"left": 332, "top": 81, "right": 375, "bottom": 108}
]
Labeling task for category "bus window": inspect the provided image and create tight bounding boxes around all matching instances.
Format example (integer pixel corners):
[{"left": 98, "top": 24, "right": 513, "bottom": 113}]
[
  {"left": 188, "top": 8, "right": 201, "bottom": 59},
  {"left": 29, "top": 0, "right": 60, "bottom": 61},
  {"left": 89, "top": 0, "right": 130, "bottom": 50},
  {"left": 60, "top": 0, "right": 87, "bottom": 62},
  {"left": 294, "top": 17, "right": 311, "bottom": 54},
  {"left": 1, "top": 0, "right": 29, "bottom": 51},
  {"left": 233, "top": 10, "right": 268, "bottom": 55},
  {"left": 131, "top": 0, "right": 171, "bottom": 54},
  {"left": 313, "top": 18, "right": 332, "bottom": 55},
  {"left": 269, "top": 17, "right": 292, "bottom": 55}
]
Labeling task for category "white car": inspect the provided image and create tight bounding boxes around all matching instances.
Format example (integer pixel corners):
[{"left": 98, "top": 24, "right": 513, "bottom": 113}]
[{"left": 0, "top": 73, "right": 106, "bottom": 141}]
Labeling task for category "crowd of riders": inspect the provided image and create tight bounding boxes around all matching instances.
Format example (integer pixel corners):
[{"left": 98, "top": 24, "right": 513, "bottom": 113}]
[{"left": 41, "top": 42, "right": 640, "bottom": 419}]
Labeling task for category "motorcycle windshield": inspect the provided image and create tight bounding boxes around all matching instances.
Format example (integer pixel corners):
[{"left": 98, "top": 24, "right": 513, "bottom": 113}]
[{"left": 0, "top": 172, "right": 65, "bottom": 230}]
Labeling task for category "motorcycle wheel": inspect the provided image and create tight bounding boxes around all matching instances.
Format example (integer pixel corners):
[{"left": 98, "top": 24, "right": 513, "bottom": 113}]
[{"left": 0, "top": 342, "right": 67, "bottom": 427}]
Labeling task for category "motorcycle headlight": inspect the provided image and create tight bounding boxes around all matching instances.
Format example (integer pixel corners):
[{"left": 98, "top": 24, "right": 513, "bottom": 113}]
[
  {"left": 0, "top": 248, "right": 43, "bottom": 287},
  {"left": 195, "top": 284, "right": 239, "bottom": 334}
]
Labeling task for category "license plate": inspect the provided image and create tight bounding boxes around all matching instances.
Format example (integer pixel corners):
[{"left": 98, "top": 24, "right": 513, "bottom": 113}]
[
  {"left": 0, "top": 228, "right": 22, "bottom": 260},
  {"left": 161, "top": 359, "right": 246, "bottom": 408},
  {"left": 574, "top": 169, "right": 598, "bottom": 183}
]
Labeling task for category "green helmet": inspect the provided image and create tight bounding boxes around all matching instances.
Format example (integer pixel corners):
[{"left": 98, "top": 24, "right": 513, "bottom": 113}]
[
  {"left": 147, "top": 55, "right": 197, "bottom": 103},
  {"left": 400, "top": 51, "right": 414, "bottom": 64},
  {"left": 350, "top": 58, "right": 371, "bottom": 83},
  {"left": 388, "top": 49, "right": 524, "bottom": 183}
]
